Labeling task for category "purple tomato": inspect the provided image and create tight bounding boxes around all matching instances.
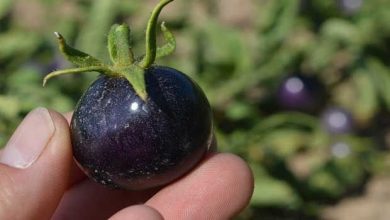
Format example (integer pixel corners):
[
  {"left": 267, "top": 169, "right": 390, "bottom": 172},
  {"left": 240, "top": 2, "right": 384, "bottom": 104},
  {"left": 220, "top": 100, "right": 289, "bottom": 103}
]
[
  {"left": 337, "top": 0, "right": 363, "bottom": 15},
  {"left": 321, "top": 107, "right": 354, "bottom": 134},
  {"left": 71, "top": 66, "right": 213, "bottom": 190},
  {"left": 330, "top": 142, "right": 351, "bottom": 158},
  {"left": 43, "top": 0, "right": 214, "bottom": 190},
  {"left": 277, "top": 74, "right": 325, "bottom": 112}
]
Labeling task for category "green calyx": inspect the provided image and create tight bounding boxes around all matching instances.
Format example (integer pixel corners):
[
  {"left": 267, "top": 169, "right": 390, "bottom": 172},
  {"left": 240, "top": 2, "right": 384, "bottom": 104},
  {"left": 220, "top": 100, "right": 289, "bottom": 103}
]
[{"left": 43, "top": 0, "right": 176, "bottom": 101}]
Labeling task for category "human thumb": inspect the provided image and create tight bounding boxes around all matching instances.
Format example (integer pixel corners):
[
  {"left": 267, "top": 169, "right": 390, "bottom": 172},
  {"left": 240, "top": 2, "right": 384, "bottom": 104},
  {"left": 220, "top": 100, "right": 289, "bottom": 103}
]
[{"left": 0, "top": 107, "right": 73, "bottom": 220}]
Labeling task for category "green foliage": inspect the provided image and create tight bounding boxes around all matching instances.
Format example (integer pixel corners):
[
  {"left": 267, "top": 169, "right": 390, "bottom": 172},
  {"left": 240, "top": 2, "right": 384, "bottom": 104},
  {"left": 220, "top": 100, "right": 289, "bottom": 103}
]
[{"left": 1, "top": 0, "right": 390, "bottom": 219}]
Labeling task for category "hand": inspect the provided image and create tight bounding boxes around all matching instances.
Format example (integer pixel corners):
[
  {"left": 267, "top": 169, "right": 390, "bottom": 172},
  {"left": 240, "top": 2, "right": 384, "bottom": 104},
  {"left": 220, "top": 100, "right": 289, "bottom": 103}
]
[{"left": 0, "top": 108, "right": 254, "bottom": 220}]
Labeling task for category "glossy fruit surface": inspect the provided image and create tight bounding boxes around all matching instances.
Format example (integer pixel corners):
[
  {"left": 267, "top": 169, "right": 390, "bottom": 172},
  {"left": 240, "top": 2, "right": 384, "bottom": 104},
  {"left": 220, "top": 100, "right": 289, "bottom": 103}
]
[{"left": 71, "top": 66, "right": 213, "bottom": 190}]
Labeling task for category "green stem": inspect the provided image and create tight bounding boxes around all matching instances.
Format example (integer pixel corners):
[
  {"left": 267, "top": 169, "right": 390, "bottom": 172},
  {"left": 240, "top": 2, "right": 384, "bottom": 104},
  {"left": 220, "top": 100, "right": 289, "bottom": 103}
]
[
  {"left": 43, "top": 66, "right": 114, "bottom": 86},
  {"left": 253, "top": 112, "right": 319, "bottom": 133},
  {"left": 140, "top": 0, "right": 174, "bottom": 68}
]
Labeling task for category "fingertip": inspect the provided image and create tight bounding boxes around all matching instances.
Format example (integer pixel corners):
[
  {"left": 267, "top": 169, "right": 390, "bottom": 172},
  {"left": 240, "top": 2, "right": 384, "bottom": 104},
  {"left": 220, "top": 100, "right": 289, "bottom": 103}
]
[
  {"left": 0, "top": 108, "right": 56, "bottom": 169},
  {"left": 146, "top": 153, "right": 254, "bottom": 219},
  {"left": 63, "top": 111, "right": 73, "bottom": 125},
  {"left": 42, "top": 109, "right": 73, "bottom": 168},
  {"left": 49, "top": 109, "right": 70, "bottom": 129},
  {"left": 197, "top": 153, "right": 254, "bottom": 216},
  {"left": 216, "top": 153, "right": 254, "bottom": 211},
  {"left": 0, "top": 108, "right": 73, "bottom": 219},
  {"left": 109, "top": 205, "right": 163, "bottom": 220}
]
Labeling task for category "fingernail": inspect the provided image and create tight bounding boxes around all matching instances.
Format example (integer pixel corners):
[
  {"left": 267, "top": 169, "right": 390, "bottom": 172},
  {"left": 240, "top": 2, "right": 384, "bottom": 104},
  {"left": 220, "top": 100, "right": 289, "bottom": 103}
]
[{"left": 0, "top": 107, "right": 55, "bottom": 169}]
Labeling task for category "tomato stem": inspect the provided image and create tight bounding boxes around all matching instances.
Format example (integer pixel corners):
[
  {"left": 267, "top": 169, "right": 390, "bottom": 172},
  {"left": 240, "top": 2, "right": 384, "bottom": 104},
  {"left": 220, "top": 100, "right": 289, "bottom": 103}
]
[
  {"left": 140, "top": 0, "right": 174, "bottom": 69},
  {"left": 43, "top": 0, "right": 176, "bottom": 102},
  {"left": 43, "top": 66, "right": 115, "bottom": 87}
]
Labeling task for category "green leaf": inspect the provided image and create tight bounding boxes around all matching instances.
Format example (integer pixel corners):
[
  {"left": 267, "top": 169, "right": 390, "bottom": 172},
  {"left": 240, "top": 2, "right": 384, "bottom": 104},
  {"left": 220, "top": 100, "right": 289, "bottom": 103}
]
[
  {"left": 251, "top": 165, "right": 301, "bottom": 207},
  {"left": 156, "top": 22, "right": 176, "bottom": 59},
  {"left": 253, "top": 112, "right": 319, "bottom": 134},
  {"left": 54, "top": 32, "right": 105, "bottom": 68},
  {"left": 307, "top": 169, "right": 343, "bottom": 199},
  {"left": 0, "top": 0, "right": 12, "bottom": 19},
  {"left": 108, "top": 24, "right": 134, "bottom": 66},
  {"left": 352, "top": 70, "right": 378, "bottom": 122},
  {"left": 121, "top": 65, "right": 147, "bottom": 101},
  {"left": 321, "top": 19, "right": 362, "bottom": 46},
  {"left": 0, "top": 96, "right": 20, "bottom": 118},
  {"left": 261, "top": 129, "right": 311, "bottom": 158},
  {"left": 367, "top": 58, "right": 390, "bottom": 110},
  {"left": 0, "top": 31, "right": 40, "bottom": 60}
]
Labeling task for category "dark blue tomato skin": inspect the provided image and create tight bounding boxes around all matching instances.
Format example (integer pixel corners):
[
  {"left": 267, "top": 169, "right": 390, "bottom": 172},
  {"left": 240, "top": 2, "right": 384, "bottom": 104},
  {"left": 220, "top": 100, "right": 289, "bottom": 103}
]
[{"left": 71, "top": 66, "right": 213, "bottom": 190}]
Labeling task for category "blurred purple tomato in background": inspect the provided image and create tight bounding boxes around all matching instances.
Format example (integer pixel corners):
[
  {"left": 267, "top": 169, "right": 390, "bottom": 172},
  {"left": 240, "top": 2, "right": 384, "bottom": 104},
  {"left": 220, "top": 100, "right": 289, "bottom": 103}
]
[
  {"left": 277, "top": 74, "right": 326, "bottom": 113},
  {"left": 337, "top": 0, "right": 363, "bottom": 15},
  {"left": 321, "top": 107, "right": 354, "bottom": 134}
]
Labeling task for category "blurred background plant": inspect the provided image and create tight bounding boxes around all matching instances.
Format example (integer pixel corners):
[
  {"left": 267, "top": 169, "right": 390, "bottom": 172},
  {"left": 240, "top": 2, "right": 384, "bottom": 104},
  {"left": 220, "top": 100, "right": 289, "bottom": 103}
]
[{"left": 1, "top": 0, "right": 390, "bottom": 219}]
